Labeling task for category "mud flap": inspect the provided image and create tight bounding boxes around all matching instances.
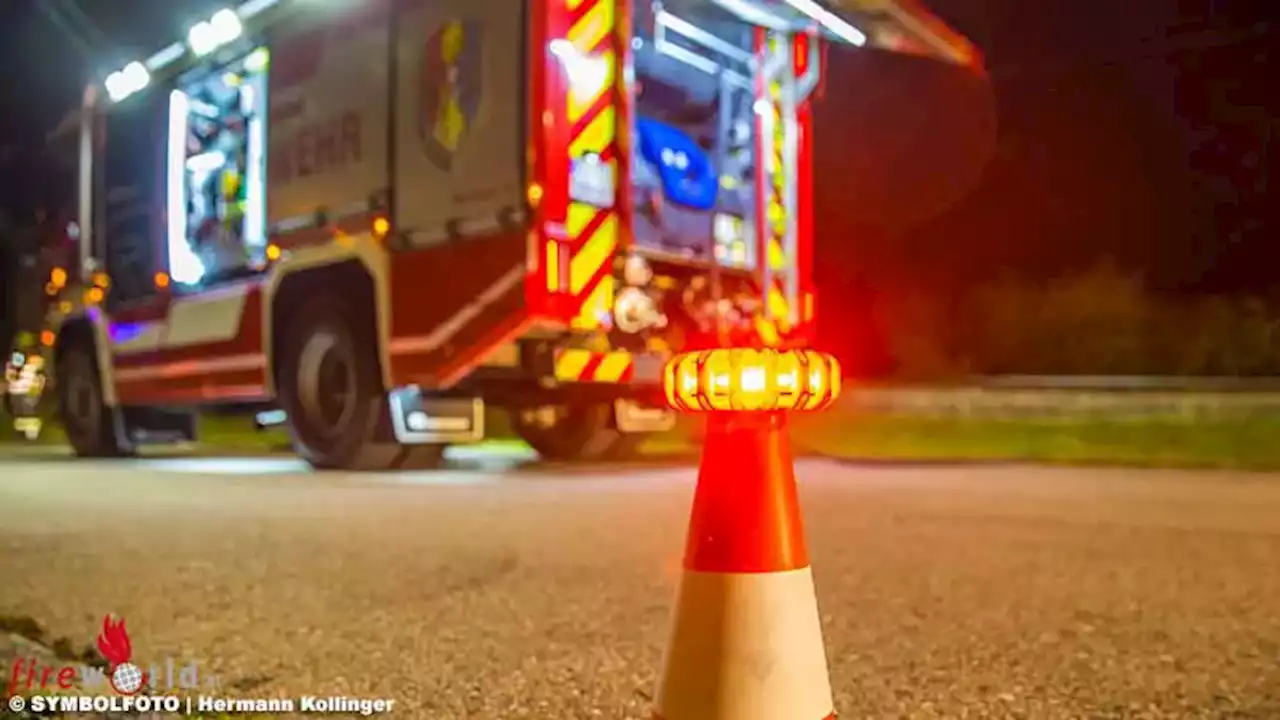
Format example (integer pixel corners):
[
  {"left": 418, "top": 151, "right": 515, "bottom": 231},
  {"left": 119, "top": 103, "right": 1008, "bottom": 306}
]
[
  {"left": 122, "top": 407, "right": 198, "bottom": 445},
  {"left": 388, "top": 387, "right": 485, "bottom": 444}
]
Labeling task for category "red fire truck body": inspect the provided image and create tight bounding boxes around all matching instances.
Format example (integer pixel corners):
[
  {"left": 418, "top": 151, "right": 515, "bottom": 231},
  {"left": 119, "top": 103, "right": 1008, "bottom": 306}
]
[{"left": 49, "top": 0, "right": 980, "bottom": 469}]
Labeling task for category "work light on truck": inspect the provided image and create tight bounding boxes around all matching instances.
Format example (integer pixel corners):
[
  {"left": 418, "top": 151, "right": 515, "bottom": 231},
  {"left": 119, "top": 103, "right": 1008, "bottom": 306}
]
[
  {"left": 189, "top": 9, "right": 244, "bottom": 57},
  {"left": 104, "top": 62, "right": 150, "bottom": 103},
  {"left": 549, "top": 40, "right": 612, "bottom": 99}
]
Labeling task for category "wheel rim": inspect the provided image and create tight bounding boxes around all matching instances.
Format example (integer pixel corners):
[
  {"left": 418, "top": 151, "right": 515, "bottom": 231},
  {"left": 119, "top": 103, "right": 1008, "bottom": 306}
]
[{"left": 296, "top": 330, "right": 358, "bottom": 440}]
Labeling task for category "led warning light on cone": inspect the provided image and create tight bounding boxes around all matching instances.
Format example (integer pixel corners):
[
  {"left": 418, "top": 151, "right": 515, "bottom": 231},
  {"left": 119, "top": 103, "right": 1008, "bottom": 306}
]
[{"left": 663, "top": 348, "right": 841, "bottom": 413}]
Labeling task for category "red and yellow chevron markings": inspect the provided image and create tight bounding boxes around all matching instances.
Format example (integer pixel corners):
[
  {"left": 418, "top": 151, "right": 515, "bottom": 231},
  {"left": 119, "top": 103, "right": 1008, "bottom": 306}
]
[
  {"left": 562, "top": 0, "right": 622, "bottom": 331},
  {"left": 755, "top": 32, "right": 793, "bottom": 347},
  {"left": 553, "top": 348, "right": 634, "bottom": 383}
]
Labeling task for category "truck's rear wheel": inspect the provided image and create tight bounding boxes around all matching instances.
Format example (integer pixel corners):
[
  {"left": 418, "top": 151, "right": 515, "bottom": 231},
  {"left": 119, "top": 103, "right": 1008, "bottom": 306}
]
[
  {"left": 277, "top": 298, "right": 444, "bottom": 471},
  {"left": 56, "top": 342, "right": 131, "bottom": 458},
  {"left": 510, "top": 403, "right": 642, "bottom": 462}
]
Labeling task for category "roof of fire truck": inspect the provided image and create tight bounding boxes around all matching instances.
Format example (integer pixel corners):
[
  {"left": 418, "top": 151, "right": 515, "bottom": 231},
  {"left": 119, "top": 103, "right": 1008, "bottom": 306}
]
[
  {"left": 64, "top": 0, "right": 979, "bottom": 115},
  {"left": 660, "top": 0, "right": 982, "bottom": 71}
]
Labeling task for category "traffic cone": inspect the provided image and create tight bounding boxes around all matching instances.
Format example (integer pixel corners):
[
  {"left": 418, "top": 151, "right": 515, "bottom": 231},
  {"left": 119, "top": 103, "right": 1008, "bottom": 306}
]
[{"left": 652, "top": 410, "right": 835, "bottom": 720}]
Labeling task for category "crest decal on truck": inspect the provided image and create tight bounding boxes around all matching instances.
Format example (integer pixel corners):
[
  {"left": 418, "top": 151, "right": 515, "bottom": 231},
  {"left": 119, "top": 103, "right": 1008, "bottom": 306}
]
[{"left": 419, "top": 18, "right": 484, "bottom": 171}]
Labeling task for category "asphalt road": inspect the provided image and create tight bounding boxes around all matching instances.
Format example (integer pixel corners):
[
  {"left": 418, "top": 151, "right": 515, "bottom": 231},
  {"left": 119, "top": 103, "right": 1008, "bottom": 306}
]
[{"left": 1, "top": 449, "right": 1279, "bottom": 719}]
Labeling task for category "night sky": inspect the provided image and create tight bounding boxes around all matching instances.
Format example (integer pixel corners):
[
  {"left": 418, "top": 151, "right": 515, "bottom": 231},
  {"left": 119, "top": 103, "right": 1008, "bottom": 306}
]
[
  {"left": 0, "top": 0, "right": 1273, "bottom": 295},
  {"left": 929, "top": 0, "right": 1276, "bottom": 294}
]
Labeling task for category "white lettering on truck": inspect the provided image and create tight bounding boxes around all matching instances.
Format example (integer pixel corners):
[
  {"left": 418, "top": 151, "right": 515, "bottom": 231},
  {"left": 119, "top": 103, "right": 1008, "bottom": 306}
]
[{"left": 269, "top": 111, "right": 362, "bottom": 185}]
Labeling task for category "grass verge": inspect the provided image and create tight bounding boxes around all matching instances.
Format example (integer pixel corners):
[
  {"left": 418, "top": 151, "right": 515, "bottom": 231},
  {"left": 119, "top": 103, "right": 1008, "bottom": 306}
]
[
  {"left": 791, "top": 414, "right": 1280, "bottom": 470},
  {"left": 5, "top": 406, "right": 1280, "bottom": 471},
  {"left": 0, "top": 413, "right": 288, "bottom": 453}
]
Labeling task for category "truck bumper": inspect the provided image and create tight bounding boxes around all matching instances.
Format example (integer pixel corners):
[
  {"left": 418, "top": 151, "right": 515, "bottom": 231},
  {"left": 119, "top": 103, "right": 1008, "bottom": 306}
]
[
  {"left": 551, "top": 349, "right": 667, "bottom": 386},
  {"left": 551, "top": 350, "right": 677, "bottom": 433}
]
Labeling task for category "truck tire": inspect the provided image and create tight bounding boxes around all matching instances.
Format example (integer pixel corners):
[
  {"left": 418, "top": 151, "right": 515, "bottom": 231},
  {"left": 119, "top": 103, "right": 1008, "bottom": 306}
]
[
  {"left": 276, "top": 297, "right": 445, "bottom": 471},
  {"left": 56, "top": 342, "right": 132, "bottom": 458},
  {"left": 510, "top": 403, "right": 640, "bottom": 462}
]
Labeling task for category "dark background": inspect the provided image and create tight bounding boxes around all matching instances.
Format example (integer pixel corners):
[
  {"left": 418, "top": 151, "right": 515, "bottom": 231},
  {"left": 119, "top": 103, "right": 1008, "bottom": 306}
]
[{"left": 1, "top": 0, "right": 1275, "bottom": 373}]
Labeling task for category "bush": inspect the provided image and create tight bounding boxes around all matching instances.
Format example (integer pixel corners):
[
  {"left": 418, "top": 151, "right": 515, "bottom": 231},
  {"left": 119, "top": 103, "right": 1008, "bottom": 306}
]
[
  {"left": 966, "top": 263, "right": 1151, "bottom": 374},
  {"left": 877, "top": 288, "right": 969, "bottom": 380},
  {"left": 877, "top": 263, "right": 1280, "bottom": 377}
]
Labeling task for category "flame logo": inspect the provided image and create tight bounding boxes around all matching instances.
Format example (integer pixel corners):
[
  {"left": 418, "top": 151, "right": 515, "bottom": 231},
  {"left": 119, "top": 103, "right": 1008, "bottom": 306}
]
[
  {"left": 97, "top": 614, "right": 149, "bottom": 695},
  {"left": 96, "top": 614, "right": 133, "bottom": 667}
]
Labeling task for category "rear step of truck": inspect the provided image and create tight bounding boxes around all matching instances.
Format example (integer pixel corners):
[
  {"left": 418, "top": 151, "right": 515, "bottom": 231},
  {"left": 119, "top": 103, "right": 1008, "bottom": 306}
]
[
  {"left": 256, "top": 392, "right": 485, "bottom": 446},
  {"left": 614, "top": 398, "right": 677, "bottom": 433},
  {"left": 387, "top": 388, "right": 485, "bottom": 445},
  {"left": 122, "top": 406, "right": 198, "bottom": 445}
]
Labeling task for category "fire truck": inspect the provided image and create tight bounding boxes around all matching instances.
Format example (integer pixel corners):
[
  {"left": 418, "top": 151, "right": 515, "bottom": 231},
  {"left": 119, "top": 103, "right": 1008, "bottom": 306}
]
[{"left": 48, "top": 0, "right": 981, "bottom": 469}]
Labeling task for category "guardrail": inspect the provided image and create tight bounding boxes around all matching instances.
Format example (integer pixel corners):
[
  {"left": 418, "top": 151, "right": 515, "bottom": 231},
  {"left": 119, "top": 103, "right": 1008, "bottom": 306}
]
[
  {"left": 957, "top": 375, "right": 1280, "bottom": 392},
  {"left": 8, "top": 376, "right": 1280, "bottom": 422},
  {"left": 839, "top": 379, "right": 1280, "bottom": 420}
]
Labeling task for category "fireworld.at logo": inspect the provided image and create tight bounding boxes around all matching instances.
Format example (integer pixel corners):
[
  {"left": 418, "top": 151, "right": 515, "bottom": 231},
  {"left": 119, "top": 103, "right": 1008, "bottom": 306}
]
[{"left": 7, "top": 614, "right": 217, "bottom": 697}]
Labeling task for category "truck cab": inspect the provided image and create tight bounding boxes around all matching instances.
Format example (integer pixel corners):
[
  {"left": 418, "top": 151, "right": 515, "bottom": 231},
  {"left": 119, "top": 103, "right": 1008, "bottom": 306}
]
[{"left": 48, "top": 0, "right": 981, "bottom": 469}]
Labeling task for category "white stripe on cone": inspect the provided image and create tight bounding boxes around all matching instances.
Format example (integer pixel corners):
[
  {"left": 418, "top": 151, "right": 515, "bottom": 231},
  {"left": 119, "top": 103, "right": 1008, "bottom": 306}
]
[{"left": 655, "top": 567, "right": 834, "bottom": 720}]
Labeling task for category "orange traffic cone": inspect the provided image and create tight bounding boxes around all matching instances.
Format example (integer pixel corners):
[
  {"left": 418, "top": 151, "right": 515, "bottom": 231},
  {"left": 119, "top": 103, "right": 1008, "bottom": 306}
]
[{"left": 654, "top": 349, "right": 840, "bottom": 720}]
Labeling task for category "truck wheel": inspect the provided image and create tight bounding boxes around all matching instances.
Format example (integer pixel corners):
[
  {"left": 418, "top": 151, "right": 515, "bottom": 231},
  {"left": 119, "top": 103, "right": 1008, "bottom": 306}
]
[
  {"left": 510, "top": 403, "right": 632, "bottom": 462},
  {"left": 56, "top": 342, "right": 131, "bottom": 457},
  {"left": 277, "top": 298, "right": 445, "bottom": 471}
]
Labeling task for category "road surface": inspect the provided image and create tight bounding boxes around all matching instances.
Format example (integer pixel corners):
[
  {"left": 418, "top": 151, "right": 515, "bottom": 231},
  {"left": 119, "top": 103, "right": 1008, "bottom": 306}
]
[{"left": 1, "top": 449, "right": 1279, "bottom": 718}]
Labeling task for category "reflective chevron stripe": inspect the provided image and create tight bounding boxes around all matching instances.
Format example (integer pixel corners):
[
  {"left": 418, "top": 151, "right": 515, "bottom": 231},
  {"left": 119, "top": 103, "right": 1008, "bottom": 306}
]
[
  {"left": 563, "top": 0, "right": 621, "bottom": 330},
  {"left": 767, "top": 38, "right": 791, "bottom": 334},
  {"left": 553, "top": 348, "right": 634, "bottom": 383},
  {"left": 755, "top": 33, "right": 794, "bottom": 347}
]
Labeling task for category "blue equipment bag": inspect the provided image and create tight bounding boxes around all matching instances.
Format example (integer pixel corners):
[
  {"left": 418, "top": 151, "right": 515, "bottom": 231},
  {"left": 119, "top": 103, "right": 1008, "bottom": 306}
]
[{"left": 634, "top": 117, "right": 719, "bottom": 210}]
